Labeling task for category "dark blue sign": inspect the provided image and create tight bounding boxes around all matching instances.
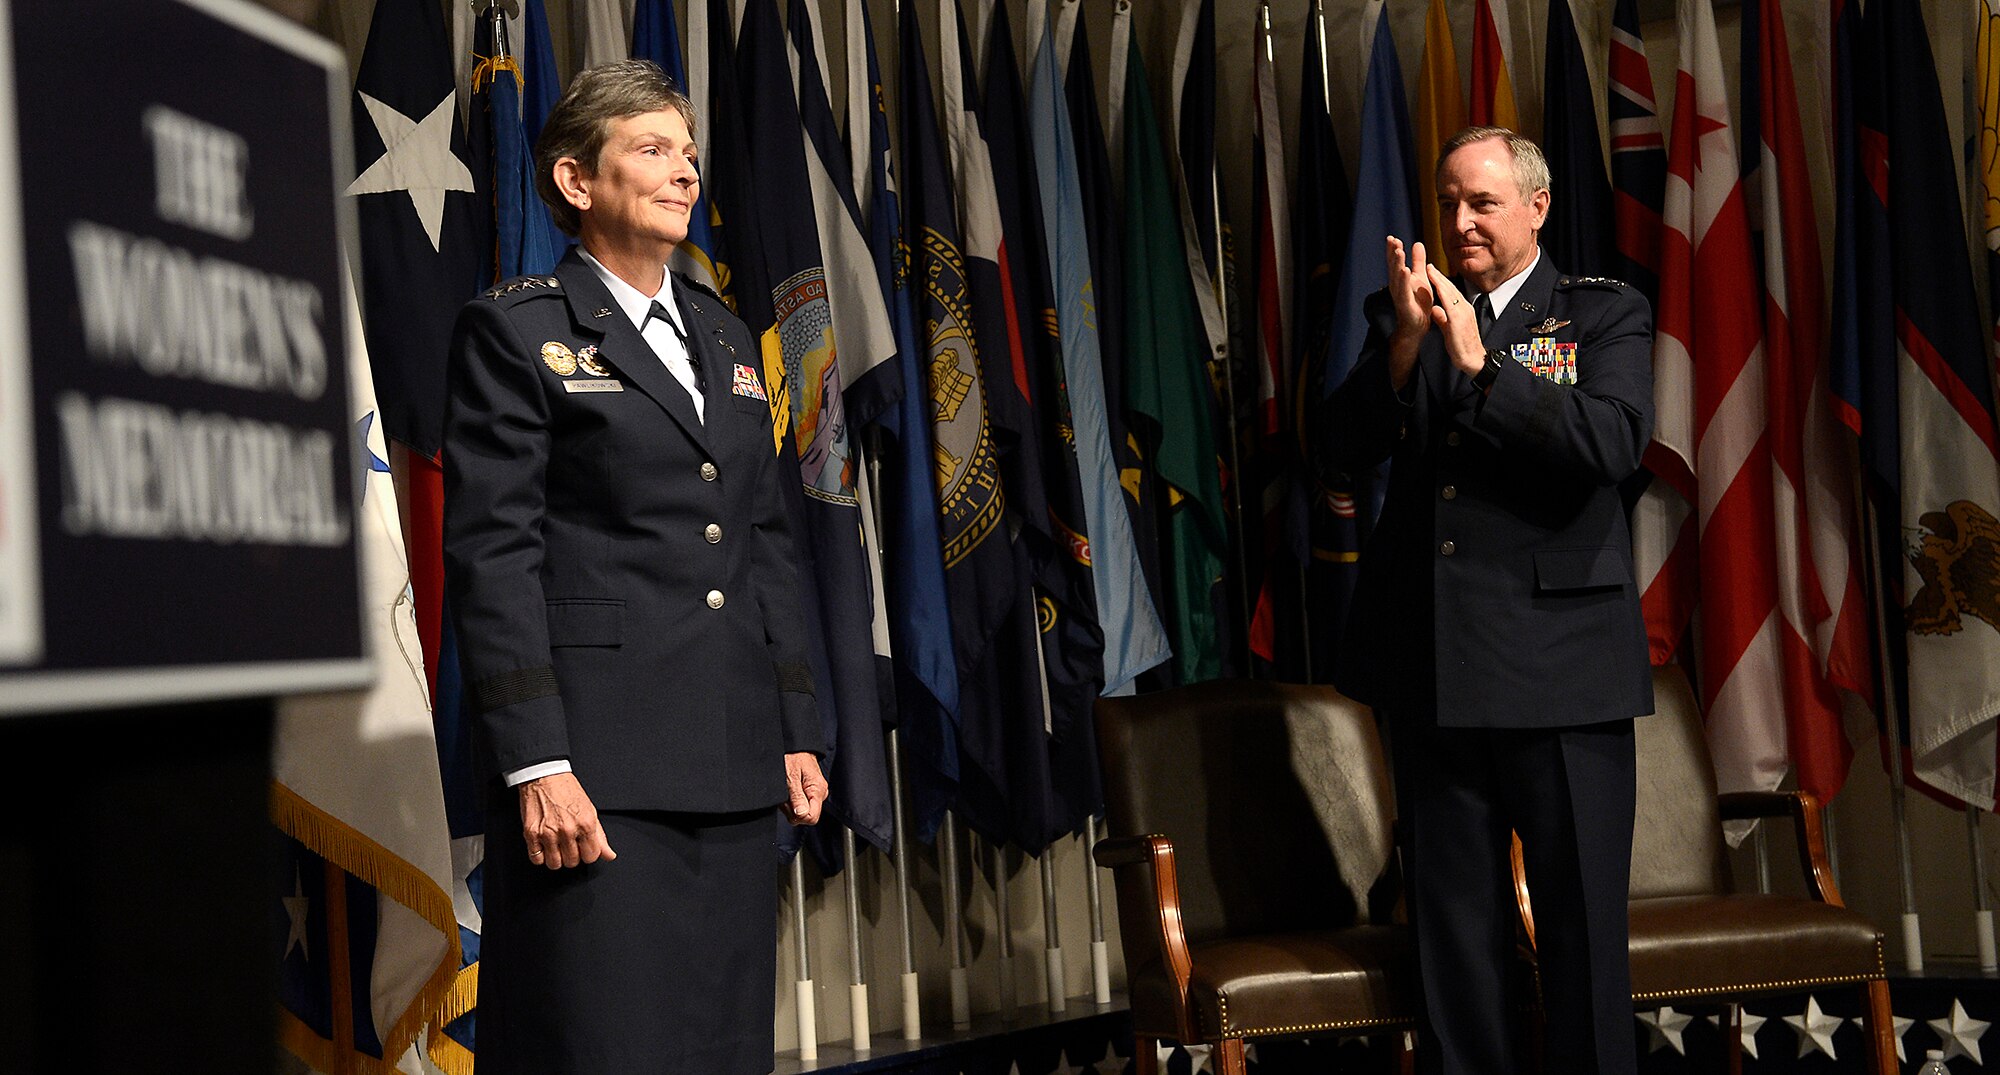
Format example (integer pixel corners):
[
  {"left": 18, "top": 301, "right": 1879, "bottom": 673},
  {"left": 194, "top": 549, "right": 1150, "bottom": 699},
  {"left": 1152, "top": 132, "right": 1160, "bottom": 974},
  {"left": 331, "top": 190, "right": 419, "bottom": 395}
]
[{"left": 0, "top": 0, "right": 366, "bottom": 712}]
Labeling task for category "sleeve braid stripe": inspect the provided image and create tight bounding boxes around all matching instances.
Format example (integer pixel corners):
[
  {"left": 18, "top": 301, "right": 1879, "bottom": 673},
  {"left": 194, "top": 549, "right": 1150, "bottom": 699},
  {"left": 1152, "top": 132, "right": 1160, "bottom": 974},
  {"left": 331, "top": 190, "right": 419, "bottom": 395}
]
[
  {"left": 471, "top": 666, "right": 559, "bottom": 712},
  {"left": 774, "top": 661, "right": 815, "bottom": 695}
]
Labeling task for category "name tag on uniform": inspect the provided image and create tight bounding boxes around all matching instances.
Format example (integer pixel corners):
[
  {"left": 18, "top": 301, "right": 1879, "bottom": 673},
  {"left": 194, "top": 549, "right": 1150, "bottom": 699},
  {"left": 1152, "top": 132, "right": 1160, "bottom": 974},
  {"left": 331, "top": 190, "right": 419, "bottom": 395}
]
[{"left": 564, "top": 379, "right": 625, "bottom": 393}]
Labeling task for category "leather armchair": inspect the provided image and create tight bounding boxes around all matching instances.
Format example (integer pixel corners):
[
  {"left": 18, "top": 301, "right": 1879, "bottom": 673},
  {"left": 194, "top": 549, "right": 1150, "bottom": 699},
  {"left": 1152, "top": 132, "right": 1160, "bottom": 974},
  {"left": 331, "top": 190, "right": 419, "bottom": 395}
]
[
  {"left": 1513, "top": 665, "right": 1894, "bottom": 1073},
  {"left": 1095, "top": 681, "right": 1417, "bottom": 1075}
]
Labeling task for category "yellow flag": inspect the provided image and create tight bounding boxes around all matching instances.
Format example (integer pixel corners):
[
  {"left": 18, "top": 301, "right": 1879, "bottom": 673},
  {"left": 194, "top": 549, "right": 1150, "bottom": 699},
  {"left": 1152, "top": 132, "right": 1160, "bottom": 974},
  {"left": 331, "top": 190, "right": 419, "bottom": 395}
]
[{"left": 1416, "top": 0, "right": 1465, "bottom": 269}]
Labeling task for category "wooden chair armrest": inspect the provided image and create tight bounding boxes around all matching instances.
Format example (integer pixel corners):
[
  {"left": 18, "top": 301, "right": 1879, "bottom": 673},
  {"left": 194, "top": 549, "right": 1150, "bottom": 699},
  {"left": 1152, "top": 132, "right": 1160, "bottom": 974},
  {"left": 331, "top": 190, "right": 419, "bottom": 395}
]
[
  {"left": 1092, "top": 833, "right": 1197, "bottom": 1043},
  {"left": 1510, "top": 831, "right": 1536, "bottom": 953},
  {"left": 1717, "top": 790, "right": 1844, "bottom": 906},
  {"left": 1093, "top": 834, "right": 1165, "bottom": 868}
]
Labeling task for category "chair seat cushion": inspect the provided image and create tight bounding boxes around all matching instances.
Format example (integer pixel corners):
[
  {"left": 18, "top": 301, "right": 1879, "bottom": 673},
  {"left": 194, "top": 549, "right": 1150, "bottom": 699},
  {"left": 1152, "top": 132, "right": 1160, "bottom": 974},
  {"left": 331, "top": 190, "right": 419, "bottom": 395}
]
[
  {"left": 1129, "top": 924, "right": 1416, "bottom": 1041},
  {"left": 1628, "top": 894, "right": 1884, "bottom": 1002}
]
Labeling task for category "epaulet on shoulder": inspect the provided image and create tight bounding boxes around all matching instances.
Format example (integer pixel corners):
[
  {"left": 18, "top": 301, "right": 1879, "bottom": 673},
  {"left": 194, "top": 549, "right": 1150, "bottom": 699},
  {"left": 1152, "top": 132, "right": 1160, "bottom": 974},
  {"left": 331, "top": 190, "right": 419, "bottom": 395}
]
[
  {"left": 482, "top": 274, "right": 562, "bottom": 303},
  {"left": 672, "top": 270, "right": 725, "bottom": 306},
  {"left": 1555, "top": 275, "right": 1630, "bottom": 291}
]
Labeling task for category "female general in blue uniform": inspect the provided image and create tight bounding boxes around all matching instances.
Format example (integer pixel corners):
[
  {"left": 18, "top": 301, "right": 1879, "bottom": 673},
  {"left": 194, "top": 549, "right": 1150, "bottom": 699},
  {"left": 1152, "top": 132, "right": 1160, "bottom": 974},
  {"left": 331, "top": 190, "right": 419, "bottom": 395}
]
[{"left": 443, "top": 60, "right": 827, "bottom": 1074}]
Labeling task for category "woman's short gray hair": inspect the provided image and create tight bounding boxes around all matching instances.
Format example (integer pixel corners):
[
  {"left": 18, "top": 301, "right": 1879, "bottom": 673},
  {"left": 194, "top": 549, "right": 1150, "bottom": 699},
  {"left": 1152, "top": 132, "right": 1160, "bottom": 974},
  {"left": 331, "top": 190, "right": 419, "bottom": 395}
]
[{"left": 533, "top": 59, "right": 698, "bottom": 236}]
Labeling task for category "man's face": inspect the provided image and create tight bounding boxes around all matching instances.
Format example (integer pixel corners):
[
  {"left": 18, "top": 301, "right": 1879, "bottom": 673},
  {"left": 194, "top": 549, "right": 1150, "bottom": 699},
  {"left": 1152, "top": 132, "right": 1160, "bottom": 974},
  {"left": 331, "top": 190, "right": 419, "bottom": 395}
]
[
  {"left": 573, "top": 107, "right": 700, "bottom": 252},
  {"left": 1435, "top": 137, "right": 1548, "bottom": 293}
]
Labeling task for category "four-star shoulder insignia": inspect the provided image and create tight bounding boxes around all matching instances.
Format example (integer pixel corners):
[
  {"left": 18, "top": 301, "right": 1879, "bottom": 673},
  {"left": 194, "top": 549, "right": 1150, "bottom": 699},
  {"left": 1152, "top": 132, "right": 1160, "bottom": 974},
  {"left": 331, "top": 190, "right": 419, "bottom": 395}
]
[
  {"left": 1556, "top": 275, "right": 1631, "bottom": 290},
  {"left": 484, "top": 275, "right": 561, "bottom": 300},
  {"left": 673, "top": 270, "right": 726, "bottom": 306}
]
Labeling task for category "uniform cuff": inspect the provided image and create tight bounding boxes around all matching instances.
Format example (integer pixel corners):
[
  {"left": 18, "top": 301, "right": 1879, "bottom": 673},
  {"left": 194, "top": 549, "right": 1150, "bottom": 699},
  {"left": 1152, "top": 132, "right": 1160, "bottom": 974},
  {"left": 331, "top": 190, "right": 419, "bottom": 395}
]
[{"left": 503, "top": 759, "right": 573, "bottom": 786}]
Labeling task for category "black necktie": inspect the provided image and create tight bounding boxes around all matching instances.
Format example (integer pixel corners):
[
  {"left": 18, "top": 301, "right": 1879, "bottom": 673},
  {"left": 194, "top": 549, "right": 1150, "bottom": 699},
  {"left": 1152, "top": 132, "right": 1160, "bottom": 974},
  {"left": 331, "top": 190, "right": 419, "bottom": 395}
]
[
  {"left": 646, "top": 299, "right": 703, "bottom": 391},
  {"left": 1472, "top": 292, "right": 1496, "bottom": 338}
]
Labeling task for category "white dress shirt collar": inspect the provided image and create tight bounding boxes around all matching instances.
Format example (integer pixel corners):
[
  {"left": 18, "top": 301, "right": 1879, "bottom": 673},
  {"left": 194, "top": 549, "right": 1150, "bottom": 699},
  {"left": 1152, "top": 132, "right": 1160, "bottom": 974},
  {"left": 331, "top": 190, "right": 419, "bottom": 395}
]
[
  {"left": 576, "top": 247, "right": 704, "bottom": 423},
  {"left": 577, "top": 247, "right": 687, "bottom": 337},
  {"left": 1475, "top": 249, "right": 1543, "bottom": 321}
]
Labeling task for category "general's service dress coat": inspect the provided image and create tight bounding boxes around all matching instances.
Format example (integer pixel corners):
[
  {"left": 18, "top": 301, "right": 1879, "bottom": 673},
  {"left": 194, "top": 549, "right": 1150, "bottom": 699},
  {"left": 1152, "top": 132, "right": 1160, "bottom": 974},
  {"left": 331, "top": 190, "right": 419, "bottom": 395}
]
[
  {"left": 1325, "top": 255, "right": 1655, "bottom": 727},
  {"left": 443, "top": 248, "right": 822, "bottom": 1073},
  {"left": 1323, "top": 254, "right": 1655, "bottom": 1075}
]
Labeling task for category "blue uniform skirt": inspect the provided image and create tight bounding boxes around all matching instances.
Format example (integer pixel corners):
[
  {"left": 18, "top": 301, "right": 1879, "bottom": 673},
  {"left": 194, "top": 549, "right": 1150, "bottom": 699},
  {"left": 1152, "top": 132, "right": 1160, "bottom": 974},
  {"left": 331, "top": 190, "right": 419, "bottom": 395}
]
[{"left": 476, "top": 802, "right": 782, "bottom": 1074}]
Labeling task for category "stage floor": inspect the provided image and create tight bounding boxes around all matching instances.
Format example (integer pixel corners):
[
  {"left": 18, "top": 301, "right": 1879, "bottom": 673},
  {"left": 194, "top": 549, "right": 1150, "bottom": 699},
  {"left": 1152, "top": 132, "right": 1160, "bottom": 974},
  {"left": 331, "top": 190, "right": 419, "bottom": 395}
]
[{"left": 778, "top": 965, "right": 2000, "bottom": 1073}]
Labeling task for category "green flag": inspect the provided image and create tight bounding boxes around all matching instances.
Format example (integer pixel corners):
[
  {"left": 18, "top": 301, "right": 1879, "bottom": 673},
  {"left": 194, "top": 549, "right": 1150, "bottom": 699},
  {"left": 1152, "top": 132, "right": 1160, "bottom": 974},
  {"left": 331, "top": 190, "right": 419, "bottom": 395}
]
[{"left": 1120, "top": 36, "right": 1225, "bottom": 683}]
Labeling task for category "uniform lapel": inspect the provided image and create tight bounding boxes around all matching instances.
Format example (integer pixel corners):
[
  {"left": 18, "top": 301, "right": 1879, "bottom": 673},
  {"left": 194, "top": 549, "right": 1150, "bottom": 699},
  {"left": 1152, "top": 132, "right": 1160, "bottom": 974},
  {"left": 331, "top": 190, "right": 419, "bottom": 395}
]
[
  {"left": 671, "top": 274, "right": 738, "bottom": 420},
  {"left": 555, "top": 252, "right": 715, "bottom": 459},
  {"left": 1483, "top": 254, "right": 1560, "bottom": 349},
  {"left": 1433, "top": 255, "right": 1562, "bottom": 415}
]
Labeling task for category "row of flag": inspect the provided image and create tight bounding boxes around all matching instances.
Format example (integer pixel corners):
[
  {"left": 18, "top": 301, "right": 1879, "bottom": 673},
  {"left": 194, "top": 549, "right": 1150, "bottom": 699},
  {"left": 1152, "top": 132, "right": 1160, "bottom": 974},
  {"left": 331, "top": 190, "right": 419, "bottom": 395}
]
[
  {"left": 276, "top": 0, "right": 2000, "bottom": 1069},
  {"left": 1259, "top": 0, "right": 2000, "bottom": 847}
]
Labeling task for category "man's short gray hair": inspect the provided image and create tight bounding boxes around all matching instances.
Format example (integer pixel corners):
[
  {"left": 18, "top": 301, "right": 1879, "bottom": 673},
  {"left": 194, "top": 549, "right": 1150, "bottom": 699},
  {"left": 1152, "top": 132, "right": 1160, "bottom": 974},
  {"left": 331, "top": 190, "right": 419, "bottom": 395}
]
[
  {"left": 1436, "top": 126, "right": 1551, "bottom": 199},
  {"left": 534, "top": 59, "right": 698, "bottom": 236}
]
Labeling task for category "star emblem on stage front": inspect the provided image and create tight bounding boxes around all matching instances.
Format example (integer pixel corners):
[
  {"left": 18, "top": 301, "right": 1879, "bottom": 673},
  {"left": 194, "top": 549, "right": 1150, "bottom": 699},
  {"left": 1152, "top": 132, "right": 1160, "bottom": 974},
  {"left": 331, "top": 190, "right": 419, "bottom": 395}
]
[
  {"left": 1637, "top": 1006, "right": 1692, "bottom": 1054},
  {"left": 1928, "top": 998, "right": 1991, "bottom": 1062},
  {"left": 1783, "top": 995, "right": 1844, "bottom": 1059}
]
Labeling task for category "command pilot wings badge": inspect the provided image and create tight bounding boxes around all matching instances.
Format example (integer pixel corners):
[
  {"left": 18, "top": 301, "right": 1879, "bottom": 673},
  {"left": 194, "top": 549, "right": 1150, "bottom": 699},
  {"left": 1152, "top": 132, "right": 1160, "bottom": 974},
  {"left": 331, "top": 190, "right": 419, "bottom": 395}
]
[{"left": 1530, "top": 318, "right": 1571, "bottom": 334}]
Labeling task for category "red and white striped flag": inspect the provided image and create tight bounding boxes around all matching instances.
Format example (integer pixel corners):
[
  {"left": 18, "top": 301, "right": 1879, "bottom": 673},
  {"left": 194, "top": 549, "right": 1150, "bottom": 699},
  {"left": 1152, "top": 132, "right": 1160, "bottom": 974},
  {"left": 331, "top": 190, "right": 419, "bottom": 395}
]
[
  {"left": 1638, "top": 0, "right": 1788, "bottom": 799},
  {"left": 1250, "top": 4, "right": 1289, "bottom": 441},
  {"left": 1749, "top": 0, "right": 1869, "bottom": 803},
  {"left": 1467, "top": 0, "right": 1517, "bottom": 130},
  {"left": 1245, "top": 3, "right": 1290, "bottom": 665}
]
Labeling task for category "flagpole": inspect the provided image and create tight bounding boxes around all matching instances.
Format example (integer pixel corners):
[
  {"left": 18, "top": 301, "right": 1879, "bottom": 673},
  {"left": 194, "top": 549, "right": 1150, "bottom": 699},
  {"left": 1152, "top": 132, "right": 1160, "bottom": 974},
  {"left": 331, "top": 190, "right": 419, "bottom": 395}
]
[
  {"left": 1025, "top": 596, "right": 1067, "bottom": 1014},
  {"left": 790, "top": 854, "right": 819, "bottom": 1059},
  {"left": 1861, "top": 492, "right": 1924, "bottom": 971},
  {"left": 887, "top": 731, "right": 924, "bottom": 1037},
  {"left": 1313, "top": 0, "right": 1331, "bottom": 121},
  {"left": 1298, "top": 561, "right": 1314, "bottom": 682},
  {"left": 322, "top": 860, "right": 357, "bottom": 1075},
  {"left": 993, "top": 838, "right": 1017, "bottom": 1020},
  {"left": 1303, "top": 0, "right": 1335, "bottom": 693},
  {"left": 863, "top": 438, "right": 923, "bottom": 1038},
  {"left": 1193, "top": 70, "right": 1250, "bottom": 675},
  {"left": 842, "top": 828, "right": 871, "bottom": 1052},
  {"left": 1752, "top": 824, "right": 1771, "bottom": 894},
  {"left": 1039, "top": 851, "right": 1067, "bottom": 1013},
  {"left": 941, "top": 812, "right": 972, "bottom": 1029},
  {"left": 1970, "top": 808, "right": 1997, "bottom": 970},
  {"left": 1085, "top": 817, "right": 1112, "bottom": 1004}
]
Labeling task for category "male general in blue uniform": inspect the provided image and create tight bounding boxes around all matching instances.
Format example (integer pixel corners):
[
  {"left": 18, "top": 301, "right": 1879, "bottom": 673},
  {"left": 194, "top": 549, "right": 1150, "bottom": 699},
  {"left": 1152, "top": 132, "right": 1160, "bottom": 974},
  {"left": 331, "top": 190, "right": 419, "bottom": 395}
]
[
  {"left": 443, "top": 60, "right": 826, "bottom": 1073},
  {"left": 1324, "top": 127, "right": 1655, "bottom": 1074}
]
